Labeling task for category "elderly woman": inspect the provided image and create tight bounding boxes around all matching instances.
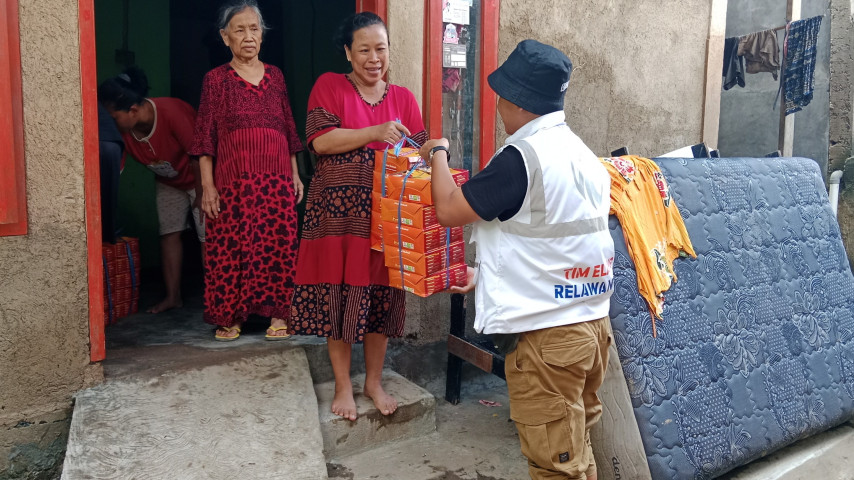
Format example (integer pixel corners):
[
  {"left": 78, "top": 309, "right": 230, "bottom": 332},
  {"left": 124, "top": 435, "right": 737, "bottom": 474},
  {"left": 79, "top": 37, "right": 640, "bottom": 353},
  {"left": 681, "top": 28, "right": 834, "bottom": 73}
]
[
  {"left": 289, "top": 12, "right": 427, "bottom": 420},
  {"left": 190, "top": 0, "right": 304, "bottom": 341}
]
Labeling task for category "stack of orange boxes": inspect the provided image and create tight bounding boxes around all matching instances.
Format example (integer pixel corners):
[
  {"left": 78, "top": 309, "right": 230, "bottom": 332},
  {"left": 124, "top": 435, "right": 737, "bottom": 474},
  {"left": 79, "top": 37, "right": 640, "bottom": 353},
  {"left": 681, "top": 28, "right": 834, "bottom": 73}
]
[
  {"left": 381, "top": 165, "right": 470, "bottom": 297},
  {"left": 371, "top": 147, "right": 421, "bottom": 251},
  {"left": 102, "top": 237, "right": 141, "bottom": 324}
]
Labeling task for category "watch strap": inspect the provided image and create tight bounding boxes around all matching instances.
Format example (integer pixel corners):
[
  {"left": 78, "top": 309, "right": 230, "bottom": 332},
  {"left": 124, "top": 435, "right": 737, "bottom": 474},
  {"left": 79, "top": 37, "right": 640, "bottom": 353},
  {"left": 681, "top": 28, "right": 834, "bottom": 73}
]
[{"left": 429, "top": 145, "right": 450, "bottom": 163}]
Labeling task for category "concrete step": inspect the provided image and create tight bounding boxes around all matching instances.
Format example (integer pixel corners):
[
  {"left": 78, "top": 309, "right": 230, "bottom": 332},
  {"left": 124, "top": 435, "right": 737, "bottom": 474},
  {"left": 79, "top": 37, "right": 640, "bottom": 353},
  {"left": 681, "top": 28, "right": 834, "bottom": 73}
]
[
  {"left": 316, "top": 370, "right": 436, "bottom": 459},
  {"left": 62, "top": 349, "right": 328, "bottom": 480},
  {"left": 326, "top": 384, "right": 528, "bottom": 480}
]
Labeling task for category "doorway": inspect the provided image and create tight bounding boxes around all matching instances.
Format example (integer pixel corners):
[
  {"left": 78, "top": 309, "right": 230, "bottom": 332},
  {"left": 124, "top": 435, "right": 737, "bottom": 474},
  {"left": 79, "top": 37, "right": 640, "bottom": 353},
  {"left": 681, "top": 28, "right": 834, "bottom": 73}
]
[{"left": 91, "top": 0, "right": 355, "bottom": 355}]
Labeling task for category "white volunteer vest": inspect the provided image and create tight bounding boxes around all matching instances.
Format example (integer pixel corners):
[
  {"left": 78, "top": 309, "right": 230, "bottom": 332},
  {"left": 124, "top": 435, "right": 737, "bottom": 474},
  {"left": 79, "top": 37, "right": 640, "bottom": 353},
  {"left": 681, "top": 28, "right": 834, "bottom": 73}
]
[{"left": 471, "top": 114, "right": 614, "bottom": 334}]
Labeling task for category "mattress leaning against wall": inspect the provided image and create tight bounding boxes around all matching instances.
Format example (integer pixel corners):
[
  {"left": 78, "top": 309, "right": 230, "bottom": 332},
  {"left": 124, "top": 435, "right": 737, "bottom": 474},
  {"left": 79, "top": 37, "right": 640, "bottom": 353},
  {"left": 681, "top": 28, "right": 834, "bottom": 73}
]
[{"left": 607, "top": 157, "right": 854, "bottom": 479}]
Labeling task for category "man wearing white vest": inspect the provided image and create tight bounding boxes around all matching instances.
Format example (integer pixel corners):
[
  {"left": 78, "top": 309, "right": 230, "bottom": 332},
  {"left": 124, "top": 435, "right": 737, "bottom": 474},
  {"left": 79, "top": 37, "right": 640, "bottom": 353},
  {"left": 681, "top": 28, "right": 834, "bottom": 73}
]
[{"left": 420, "top": 39, "right": 614, "bottom": 480}]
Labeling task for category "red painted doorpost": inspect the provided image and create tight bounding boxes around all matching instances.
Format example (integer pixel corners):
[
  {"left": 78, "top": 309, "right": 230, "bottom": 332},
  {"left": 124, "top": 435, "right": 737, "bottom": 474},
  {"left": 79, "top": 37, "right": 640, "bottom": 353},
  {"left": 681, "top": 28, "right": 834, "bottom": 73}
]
[
  {"left": 79, "top": 0, "right": 106, "bottom": 362},
  {"left": 357, "top": 0, "right": 387, "bottom": 22}
]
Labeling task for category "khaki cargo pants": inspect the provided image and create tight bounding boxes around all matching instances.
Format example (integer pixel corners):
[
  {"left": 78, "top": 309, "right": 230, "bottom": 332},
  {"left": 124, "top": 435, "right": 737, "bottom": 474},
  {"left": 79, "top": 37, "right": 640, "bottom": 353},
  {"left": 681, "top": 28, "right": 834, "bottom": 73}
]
[{"left": 505, "top": 316, "right": 612, "bottom": 480}]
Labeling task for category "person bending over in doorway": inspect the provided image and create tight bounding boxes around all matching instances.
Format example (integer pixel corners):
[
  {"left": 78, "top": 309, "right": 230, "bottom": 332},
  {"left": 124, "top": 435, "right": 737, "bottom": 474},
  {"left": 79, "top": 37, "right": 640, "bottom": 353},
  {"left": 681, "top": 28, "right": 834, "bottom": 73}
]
[
  {"left": 422, "top": 40, "right": 615, "bottom": 480},
  {"left": 99, "top": 66, "right": 204, "bottom": 314}
]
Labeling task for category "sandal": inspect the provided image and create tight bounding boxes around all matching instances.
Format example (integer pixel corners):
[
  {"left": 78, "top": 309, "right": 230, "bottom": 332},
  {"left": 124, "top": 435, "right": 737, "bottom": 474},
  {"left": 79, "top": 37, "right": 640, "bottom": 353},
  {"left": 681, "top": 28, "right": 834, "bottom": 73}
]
[
  {"left": 265, "top": 326, "right": 292, "bottom": 341},
  {"left": 214, "top": 326, "right": 241, "bottom": 342}
]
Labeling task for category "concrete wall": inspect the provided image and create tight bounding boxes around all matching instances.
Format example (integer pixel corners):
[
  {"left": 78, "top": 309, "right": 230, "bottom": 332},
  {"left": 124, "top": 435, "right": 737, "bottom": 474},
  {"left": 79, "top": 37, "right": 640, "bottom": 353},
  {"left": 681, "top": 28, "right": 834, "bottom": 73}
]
[
  {"left": 497, "top": 0, "right": 712, "bottom": 157},
  {"left": 718, "top": 0, "right": 831, "bottom": 174},
  {"left": 0, "top": 1, "right": 101, "bottom": 478},
  {"left": 829, "top": 0, "right": 853, "bottom": 169},
  {"left": 831, "top": 1, "right": 854, "bottom": 271},
  {"left": 388, "top": 0, "right": 424, "bottom": 111}
]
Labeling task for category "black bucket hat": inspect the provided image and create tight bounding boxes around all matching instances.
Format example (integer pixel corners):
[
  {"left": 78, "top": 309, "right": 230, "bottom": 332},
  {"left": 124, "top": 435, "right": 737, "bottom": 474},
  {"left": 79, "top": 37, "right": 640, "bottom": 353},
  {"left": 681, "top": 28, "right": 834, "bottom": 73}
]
[{"left": 487, "top": 39, "right": 573, "bottom": 115}]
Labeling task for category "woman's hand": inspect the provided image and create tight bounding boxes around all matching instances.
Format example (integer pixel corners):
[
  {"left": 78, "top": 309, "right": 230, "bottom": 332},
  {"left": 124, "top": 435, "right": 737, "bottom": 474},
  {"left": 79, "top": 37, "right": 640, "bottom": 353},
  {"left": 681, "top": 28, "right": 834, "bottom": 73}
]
[
  {"left": 448, "top": 266, "right": 477, "bottom": 294},
  {"left": 374, "top": 121, "right": 412, "bottom": 146},
  {"left": 201, "top": 184, "right": 221, "bottom": 220},
  {"left": 294, "top": 176, "right": 305, "bottom": 204},
  {"left": 419, "top": 138, "right": 450, "bottom": 165}
]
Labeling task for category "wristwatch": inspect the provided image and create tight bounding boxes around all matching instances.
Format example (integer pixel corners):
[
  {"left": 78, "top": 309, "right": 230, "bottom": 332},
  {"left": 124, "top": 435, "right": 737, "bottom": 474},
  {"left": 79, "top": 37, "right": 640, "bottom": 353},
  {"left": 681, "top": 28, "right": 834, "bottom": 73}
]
[{"left": 429, "top": 145, "right": 450, "bottom": 164}]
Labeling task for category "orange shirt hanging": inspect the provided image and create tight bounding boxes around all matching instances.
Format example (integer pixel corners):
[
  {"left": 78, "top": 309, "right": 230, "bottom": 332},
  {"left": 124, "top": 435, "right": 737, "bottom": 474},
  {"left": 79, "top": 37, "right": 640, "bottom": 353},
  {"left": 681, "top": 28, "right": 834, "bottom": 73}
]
[{"left": 601, "top": 155, "right": 696, "bottom": 324}]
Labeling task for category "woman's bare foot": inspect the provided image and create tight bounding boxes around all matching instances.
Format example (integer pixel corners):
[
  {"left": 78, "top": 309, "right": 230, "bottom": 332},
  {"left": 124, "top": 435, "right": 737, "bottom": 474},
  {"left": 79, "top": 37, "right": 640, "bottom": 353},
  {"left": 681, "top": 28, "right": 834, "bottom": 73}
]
[
  {"left": 147, "top": 297, "right": 183, "bottom": 314},
  {"left": 332, "top": 386, "right": 358, "bottom": 421},
  {"left": 363, "top": 384, "right": 397, "bottom": 416}
]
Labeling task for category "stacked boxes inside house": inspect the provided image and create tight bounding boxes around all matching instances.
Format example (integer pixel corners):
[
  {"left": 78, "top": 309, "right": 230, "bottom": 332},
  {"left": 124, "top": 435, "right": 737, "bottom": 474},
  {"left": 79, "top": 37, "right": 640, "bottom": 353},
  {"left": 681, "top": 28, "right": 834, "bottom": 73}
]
[
  {"left": 102, "top": 237, "right": 141, "bottom": 324},
  {"left": 373, "top": 147, "right": 469, "bottom": 297}
]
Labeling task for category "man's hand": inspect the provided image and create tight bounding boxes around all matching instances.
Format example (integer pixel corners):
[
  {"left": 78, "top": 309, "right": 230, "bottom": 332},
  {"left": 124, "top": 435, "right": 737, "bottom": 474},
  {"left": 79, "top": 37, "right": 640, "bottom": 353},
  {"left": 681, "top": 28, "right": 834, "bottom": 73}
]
[
  {"left": 419, "top": 138, "right": 450, "bottom": 165},
  {"left": 449, "top": 266, "right": 477, "bottom": 294}
]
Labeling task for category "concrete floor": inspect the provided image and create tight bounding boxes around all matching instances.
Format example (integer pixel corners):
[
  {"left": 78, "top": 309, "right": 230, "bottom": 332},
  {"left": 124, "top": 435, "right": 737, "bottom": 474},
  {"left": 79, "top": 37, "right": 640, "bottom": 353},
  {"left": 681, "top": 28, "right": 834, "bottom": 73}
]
[{"left": 102, "top": 283, "right": 529, "bottom": 480}]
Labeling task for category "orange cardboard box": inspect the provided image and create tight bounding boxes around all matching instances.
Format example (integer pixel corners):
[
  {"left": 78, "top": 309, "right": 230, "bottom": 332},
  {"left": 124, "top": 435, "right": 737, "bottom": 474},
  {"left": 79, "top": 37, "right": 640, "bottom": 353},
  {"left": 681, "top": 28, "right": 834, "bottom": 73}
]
[
  {"left": 384, "top": 241, "right": 465, "bottom": 276},
  {"left": 371, "top": 210, "right": 383, "bottom": 251},
  {"left": 382, "top": 222, "right": 463, "bottom": 253},
  {"left": 387, "top": 263, "right": 467, "bottom": 297},
  {"left": 373, "top": 170, "right": 387, "bottom": 195},
  {"left": 380, "top": 197, "right": 438, "bottom": 230},
  {"left": 385, "top": 168, "right": 470, "bottom": 205},
  {"left": 371, "top": 192, "right": 383, "bottom": 251},
  {"left": 374, "top": 147, "right": 421, "bottom": 173}
]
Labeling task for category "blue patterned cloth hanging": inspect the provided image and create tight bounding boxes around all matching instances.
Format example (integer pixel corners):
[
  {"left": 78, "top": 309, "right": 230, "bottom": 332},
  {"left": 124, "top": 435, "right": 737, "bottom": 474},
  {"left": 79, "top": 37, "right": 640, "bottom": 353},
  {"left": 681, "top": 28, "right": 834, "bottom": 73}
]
[{"left": 783, "top": 16, "right": 822, "bottom": 115}]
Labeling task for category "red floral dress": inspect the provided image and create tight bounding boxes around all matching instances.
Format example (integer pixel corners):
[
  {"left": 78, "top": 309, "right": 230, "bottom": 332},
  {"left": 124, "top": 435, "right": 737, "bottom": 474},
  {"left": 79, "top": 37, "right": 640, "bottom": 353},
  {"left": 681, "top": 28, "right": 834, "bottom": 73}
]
[
  {"left": 289, "top": 73, "right": 427, "bottom": 343},
  {"left": 190, "top": 64, "right": 303, "bottom": 326}
]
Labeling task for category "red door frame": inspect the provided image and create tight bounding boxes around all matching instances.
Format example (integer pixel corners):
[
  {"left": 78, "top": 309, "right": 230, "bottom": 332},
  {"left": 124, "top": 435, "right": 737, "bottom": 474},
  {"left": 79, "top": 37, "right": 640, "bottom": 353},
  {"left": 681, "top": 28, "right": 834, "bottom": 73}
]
[
  {"left": 357, "top": 0, "right": 387, "bottom": 22},
  {"left": 424, "top": 0, "right": 499, "bottom": 168},
  {"left": 79, "top": 0, "right": 105, "bottom": 362},
  {"left": 479, "top": 0, "right": 499, "bottom": 169},
  {"left": 0, "top": 0, "right": 27, "bottom": 236},
  {"left": 423, "top": 0, "right": 442, "bottom": 139}
]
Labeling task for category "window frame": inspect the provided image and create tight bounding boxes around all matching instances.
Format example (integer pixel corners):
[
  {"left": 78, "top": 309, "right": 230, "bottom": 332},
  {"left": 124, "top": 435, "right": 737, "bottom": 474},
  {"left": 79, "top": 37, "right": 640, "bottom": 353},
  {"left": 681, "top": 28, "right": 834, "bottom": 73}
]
[{"left": 0, "top": 0, "right": 27, "bottom": 236}]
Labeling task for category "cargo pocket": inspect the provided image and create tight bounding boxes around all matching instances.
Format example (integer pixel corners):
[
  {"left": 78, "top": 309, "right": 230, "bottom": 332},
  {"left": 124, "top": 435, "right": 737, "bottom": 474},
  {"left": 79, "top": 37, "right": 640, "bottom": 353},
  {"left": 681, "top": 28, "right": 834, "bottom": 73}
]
[
  {"left": 510, "top": 396, "right": 586, "bottom": 476},
  {"left": 541, "top": 338, "right": 596, "bottom": 369}
]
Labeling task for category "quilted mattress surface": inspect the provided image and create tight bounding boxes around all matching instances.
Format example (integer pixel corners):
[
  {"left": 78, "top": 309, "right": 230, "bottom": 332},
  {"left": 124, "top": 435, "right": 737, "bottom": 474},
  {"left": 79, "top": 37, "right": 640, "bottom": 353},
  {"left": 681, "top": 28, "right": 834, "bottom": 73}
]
[{"left": 608, "top": 157, "right": 854, "bottom": 479}]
